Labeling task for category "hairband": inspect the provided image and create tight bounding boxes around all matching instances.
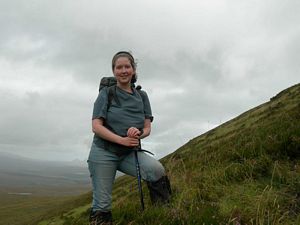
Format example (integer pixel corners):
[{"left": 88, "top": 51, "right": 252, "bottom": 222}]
[{"left": 113, "top": 51, "right": 134, "bottom": 61}]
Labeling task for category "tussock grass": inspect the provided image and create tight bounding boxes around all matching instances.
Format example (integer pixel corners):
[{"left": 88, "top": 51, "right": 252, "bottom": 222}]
[{"left": 37, "top": 83, "right": 300, "bottom": 225}]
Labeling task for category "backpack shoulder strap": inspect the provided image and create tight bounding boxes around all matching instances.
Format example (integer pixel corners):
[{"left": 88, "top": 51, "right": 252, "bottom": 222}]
[
  {"left": 107, "top": 85, "right": 121, "bottom": 109},
  {"left": 135, "top": 85, "right": 146, "bottom": 105},
  {"left": 98, "top": 77, "right": 120, "bottom": 109}
]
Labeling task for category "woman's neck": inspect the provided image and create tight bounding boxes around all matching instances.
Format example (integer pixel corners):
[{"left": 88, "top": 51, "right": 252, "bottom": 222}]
[{"left": 117, "top": 82, "right": 132, "bottom": 93}]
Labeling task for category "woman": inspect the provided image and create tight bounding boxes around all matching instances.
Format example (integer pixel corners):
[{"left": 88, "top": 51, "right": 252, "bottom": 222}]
[{"left": 88, "top": 51, "right": 171, "bottom": 225}]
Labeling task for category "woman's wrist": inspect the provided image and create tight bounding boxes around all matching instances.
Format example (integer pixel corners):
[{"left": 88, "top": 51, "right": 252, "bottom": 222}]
[{"left": 116, "top": 136, "right": 124, "bottom": 145}]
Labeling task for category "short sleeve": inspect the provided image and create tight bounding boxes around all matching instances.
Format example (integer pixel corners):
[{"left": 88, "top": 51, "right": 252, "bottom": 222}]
[
  {"left": 140, "top": 90, "right": 154, "bottom": 122},
  {"left": 92, "top": 87, "right": 108, "bottom": 120}
]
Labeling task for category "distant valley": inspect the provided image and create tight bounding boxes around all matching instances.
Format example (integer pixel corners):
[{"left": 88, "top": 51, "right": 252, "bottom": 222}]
[{"left": 0, "top": 152, "right": 91, "bottom": 196}]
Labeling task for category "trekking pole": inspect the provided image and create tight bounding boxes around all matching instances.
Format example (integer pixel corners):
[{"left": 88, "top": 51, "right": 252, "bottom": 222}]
[{"left": 134, "top": 139, "right": 145, "bottom": 211}]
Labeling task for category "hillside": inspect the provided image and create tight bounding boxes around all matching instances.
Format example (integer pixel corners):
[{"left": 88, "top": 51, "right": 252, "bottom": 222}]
[{"left": 36, "top": 83, "right": 299, "bottom": 224}]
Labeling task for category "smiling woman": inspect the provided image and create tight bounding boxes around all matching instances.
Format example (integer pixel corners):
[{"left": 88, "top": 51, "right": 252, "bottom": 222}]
[{"left": 87, "top": 51, "right": 171, "bottom": 225}]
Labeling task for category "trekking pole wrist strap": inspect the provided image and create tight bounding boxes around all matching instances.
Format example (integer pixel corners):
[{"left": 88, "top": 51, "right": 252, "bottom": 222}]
[{"left": 139, "top": 128, "right": 144, "bottom": 137}]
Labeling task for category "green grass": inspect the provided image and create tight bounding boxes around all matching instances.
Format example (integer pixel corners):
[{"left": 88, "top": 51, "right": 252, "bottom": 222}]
[
  {"left": 26, "top": 83, "right": 300, "bottom": 224},
  {"left": 0, "top": 191, "right": 91, "bottom": 225}
]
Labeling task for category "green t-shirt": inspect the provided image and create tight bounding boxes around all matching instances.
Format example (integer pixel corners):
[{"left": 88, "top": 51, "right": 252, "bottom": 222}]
[{"left": 89, "top": 86, "right": 153, "bottom": 159}]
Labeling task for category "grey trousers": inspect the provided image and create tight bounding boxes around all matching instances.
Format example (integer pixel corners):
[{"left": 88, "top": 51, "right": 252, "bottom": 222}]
[{"left": 88, "top": 145, "right": 165, "bottom": 211}]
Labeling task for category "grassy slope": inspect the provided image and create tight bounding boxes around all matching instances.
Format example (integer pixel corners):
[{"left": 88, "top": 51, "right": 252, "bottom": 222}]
[
  {"left": 38, "top": 83, "right": 300, "bottom": 225},
  {"left": 0, "top": 191, "right": 91, "bottom": 225}
]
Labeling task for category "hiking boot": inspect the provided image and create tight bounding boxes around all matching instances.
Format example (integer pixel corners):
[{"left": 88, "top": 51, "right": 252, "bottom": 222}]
[
  {"left": 147, "top": 175, "right": 172, "bottom": 205},
  {"left": 89, "top": 210, "right": 113, "bottom": 225}
]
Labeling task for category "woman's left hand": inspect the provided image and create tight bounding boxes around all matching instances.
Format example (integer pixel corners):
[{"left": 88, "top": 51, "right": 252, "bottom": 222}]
[{"left": 127, "top": 127, "right": 141, "bottom": 138}]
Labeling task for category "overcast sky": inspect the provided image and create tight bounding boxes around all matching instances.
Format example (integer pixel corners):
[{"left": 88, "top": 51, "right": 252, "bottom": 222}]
[{"left": 0, "top": 0, "right": 299, "bottom": 162}]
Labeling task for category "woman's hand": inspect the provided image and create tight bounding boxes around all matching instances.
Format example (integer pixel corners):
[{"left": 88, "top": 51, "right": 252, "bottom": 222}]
[
  {"left": 127, "top": 127, "right": 141, "bottom": 138},
  {"left": 92, "top": 119, "right": 140, "bottom": 147},
  {"left": 120, "top": 136, "right": 139, "bottom": 147}
]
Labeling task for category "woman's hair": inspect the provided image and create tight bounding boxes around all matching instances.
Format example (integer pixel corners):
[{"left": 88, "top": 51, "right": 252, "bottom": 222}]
[{"left": 112, "top": 51, "right": 137, "bottom": 84}]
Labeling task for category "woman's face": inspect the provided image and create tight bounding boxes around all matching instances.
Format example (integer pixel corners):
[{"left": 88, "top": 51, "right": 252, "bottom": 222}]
[{"left": 113, "top": 56, "right": 135, "bottom": 85}]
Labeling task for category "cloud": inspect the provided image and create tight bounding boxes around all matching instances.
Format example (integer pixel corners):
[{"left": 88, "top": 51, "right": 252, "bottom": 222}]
[{"left": 0, "top": 0, "right": 299, "bottom": 161}]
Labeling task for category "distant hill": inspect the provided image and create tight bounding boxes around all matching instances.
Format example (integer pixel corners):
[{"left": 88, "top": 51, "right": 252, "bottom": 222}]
[
  {"left": 0, "top": 153, "right": 92, "bottom": 225},
  {"left": 6, "top": 83, "right": 300, "bottom": 225},
  {"left": 0, "top": 152, "right": 90, "bottom": 195}
]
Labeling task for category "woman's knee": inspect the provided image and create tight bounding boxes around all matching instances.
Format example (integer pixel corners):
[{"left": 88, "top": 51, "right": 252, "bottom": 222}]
[{"left": 144, "top": 160, "right": 165, "bottom": 182}]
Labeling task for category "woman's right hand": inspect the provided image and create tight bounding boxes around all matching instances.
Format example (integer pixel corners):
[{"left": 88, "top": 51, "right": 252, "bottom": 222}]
[{"left": 119, "top": 136, "right": 139, "bottom": 147}]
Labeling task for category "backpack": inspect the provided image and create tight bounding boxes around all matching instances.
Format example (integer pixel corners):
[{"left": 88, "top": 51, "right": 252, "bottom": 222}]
[{"left": 99, "top": 76, "right": 145, "bottom": 109}]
